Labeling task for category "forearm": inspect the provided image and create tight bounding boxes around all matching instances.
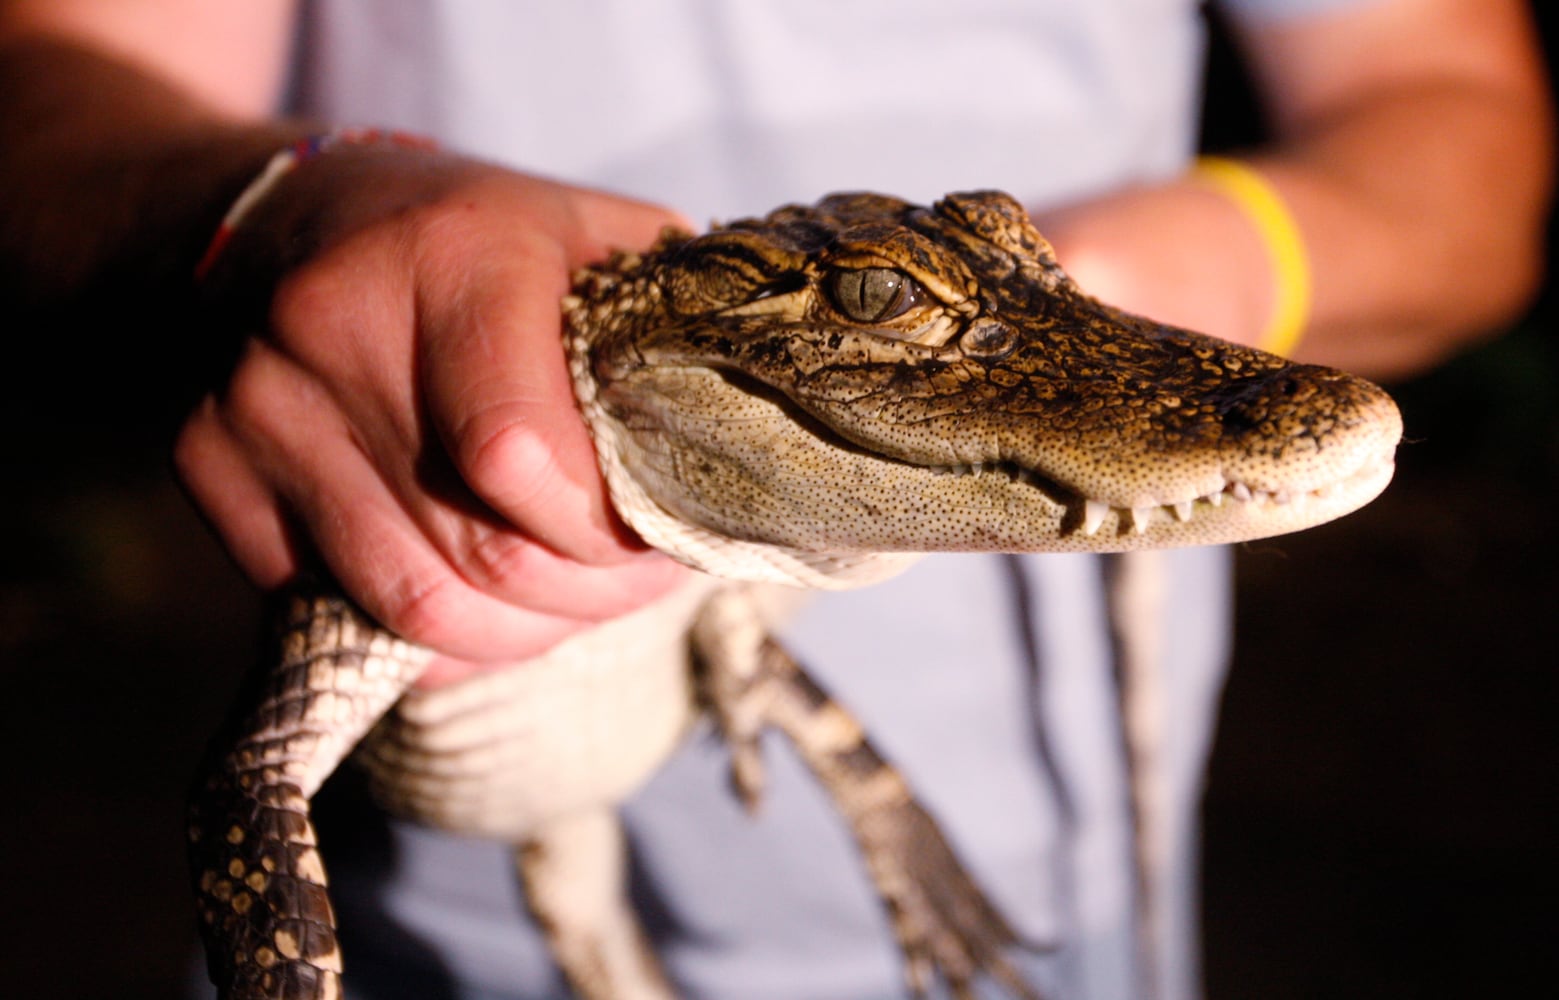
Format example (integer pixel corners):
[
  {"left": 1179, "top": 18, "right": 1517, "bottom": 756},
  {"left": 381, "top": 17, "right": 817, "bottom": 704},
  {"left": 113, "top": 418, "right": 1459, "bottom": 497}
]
[
  {"left": 1041, "top": 0, "right": 1552, "bottom": 383},
  {"left": 0, "top": 37, "right": 307, "bottom": 310},
  {"left": 1250, "top": 73, "right": 1551, "bottom": 378}
]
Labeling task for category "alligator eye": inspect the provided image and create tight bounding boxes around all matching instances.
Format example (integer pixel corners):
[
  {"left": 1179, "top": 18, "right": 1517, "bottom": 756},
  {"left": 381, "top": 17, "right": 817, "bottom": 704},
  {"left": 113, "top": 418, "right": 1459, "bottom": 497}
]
[{"left": 826, "top": 268, "right": 924, "bottom": 323}]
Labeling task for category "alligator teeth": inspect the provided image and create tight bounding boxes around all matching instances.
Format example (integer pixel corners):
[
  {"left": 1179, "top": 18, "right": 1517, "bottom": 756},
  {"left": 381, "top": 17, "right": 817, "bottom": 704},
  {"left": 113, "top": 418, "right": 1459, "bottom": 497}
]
[
  {"left": 1062, "top": 471, "right": 1366, "bottom": 541},
  {"left": 1082, "top": 499, "right": 1109, "bottom": 536},
  {"left": 1065, "top": 475, "right": 1350, "bottom": 540}
]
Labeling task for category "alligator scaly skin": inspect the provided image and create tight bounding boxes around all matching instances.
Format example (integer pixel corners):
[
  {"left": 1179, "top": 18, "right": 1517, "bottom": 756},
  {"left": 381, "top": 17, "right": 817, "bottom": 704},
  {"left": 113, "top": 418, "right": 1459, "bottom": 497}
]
[{"left": 190, "top": 595, "right": 430, "bottom": 1000}]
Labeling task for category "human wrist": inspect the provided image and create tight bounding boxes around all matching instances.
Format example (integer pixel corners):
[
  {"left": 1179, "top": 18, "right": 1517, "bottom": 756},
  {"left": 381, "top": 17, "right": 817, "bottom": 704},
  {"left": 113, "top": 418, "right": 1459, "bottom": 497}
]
[
  {"left": 1189, "top": 156, "right": 1311, "bottom": 357},
  {"left": 1037, "top": 180, "right": 1277, "bottom": 347},
  {"left": 194, "top": 127, "right": 441, "bottom": 280},
  {"left": 191, "top": 130, "right": 480, "bottom": 313}
]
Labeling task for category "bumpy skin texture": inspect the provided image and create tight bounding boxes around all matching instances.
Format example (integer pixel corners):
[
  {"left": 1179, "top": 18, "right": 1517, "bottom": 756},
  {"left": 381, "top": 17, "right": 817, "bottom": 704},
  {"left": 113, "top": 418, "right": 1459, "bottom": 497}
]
[
  {"left": 568, "top": 191, "right": 1400, "bottom": 587},
  {"left": 191, "top": 191, "right": 1401, "bottom": 1000},
  {"left": 189, "top": 596, "right": 431, "bottom": 1000}
]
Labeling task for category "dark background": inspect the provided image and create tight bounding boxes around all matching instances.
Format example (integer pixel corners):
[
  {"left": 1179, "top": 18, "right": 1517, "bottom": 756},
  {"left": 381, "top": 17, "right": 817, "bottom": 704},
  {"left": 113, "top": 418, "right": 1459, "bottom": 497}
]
[
  {"left": 2, "top": 6, "right": 1555, "bottom": 998},
  {"left": 1196, "top": 4, "right": 1559, "bottom": 997}
]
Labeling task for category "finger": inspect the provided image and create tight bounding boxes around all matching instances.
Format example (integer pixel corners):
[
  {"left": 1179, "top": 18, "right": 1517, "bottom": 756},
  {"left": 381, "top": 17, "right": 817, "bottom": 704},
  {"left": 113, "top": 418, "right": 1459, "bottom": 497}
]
[
  {"left": 289, "top": 452, "right": 591, "bottom": 663},
  {"left": 182, "top": 379, "right": 671, "bottom": 684},
  {"left": 565, "top": 185, "right": 696, "bottom": 257},
  {"left": 417, "top": 230, "right": 638, "bottom": 565},
  {"left": 276, "top": 275, "right": 688, "bottom": 619},
  {"left": 174, "top": 394, "right": 299, "bottom": 587},
  {"left": 420, "top": 499, "right": 690, "bottom": 622},
  {"left": 414, "top": 180, "right": 691, "bottom": 567},
  {"left": 227, "top": 344, "right": 670, "bottom": 661},
  {"left": 266, "top": 252, "right": 688, "bottom": 621}
]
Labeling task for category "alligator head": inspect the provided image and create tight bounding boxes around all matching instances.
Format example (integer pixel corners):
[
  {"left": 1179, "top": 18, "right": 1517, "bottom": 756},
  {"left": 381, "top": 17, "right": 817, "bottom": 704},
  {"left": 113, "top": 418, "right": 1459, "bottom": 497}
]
[{"left": 564, "top": 191, "right": 1402, "bottom": 587}]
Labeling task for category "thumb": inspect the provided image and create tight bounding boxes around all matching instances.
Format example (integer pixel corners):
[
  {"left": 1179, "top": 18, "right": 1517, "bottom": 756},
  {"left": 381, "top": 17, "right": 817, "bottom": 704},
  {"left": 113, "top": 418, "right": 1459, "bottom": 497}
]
[{"left": 417, "top": 184, "right": 686, "bottom": 565}]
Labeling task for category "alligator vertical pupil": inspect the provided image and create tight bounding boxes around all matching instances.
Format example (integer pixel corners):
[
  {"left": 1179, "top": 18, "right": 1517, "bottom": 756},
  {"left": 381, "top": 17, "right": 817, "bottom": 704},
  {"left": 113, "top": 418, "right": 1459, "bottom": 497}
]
[{"left": 829, "top": 267, "right": 913, "bottom": 322}]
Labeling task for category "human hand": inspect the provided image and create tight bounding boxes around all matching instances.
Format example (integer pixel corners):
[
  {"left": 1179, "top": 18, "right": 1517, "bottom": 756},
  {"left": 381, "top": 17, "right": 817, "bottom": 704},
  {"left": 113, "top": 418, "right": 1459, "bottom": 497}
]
[
  {"left": 1034, "top": 180, "right": 1277, "bottom": 351},
  {"left": 175, "top": 148, "right": 692, "bottom": 686}
]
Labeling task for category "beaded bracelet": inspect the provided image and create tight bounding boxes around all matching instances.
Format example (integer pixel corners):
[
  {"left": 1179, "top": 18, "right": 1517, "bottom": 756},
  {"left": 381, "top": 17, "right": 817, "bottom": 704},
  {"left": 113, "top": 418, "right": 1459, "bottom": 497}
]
[
  {"left": 1191, "top": 155, "right": 1311, "bottom": 357},
  {"left": 194, "top": 127, "right": 438, "bottom": 280}
]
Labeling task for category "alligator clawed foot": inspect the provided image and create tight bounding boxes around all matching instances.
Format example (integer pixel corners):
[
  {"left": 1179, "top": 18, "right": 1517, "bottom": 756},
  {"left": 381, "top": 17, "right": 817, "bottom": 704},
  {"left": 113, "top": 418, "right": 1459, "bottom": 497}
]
[
  {"left": 725, "top": 736, "right": 768, "bottom": 813},
  {"left": 747, "top": 634, "right": 1045, "bottom": 997},
  {"left": 854, "top": 802, "right": 1047, "bottom": 1000}
]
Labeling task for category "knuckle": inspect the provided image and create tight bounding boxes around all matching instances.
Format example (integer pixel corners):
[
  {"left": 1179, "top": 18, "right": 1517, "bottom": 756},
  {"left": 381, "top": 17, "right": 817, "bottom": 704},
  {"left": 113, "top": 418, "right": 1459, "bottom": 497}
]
[
  {"left": 220, "top": 342, "right": 287, "bottom": 419},
  {"left": 268, "top": 243, "right": 405, "bottom": 373},
  {"left": 373, "top": 569, "right": 467, "bottom": 651},
  {"left": 269, "top": 263, "right": 341, "bottom": 345},
  {"left": 268, "top": 239, "right": 371, "bottom": 333},
  {"left": 368, "top": 564, "right": 588, "bottom": 663},
  {"left": 220, "top": 342, "right": 334, "bottom": 447},
  {"left": 459, "top": 530, "right": 540, "bottom": 600},
  {"left": 438, "top": 513, "right": 683, "bottom": 628}
]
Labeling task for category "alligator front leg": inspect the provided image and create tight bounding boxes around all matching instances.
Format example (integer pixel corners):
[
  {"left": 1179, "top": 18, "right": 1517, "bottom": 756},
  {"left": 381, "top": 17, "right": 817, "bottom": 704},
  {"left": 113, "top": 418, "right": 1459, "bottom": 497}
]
[
  {"left": 188, "top": 593, "right": 429, "bottom": 1000},
  {"left": 692, "top": 588, "right": 1043, "bottom": 1000},
  {"left": 518, "top": 808, "right": 677, "bottom": 1000},
  {"left": 758, "top": 638, "right": 1044, "bottom": 1000}
]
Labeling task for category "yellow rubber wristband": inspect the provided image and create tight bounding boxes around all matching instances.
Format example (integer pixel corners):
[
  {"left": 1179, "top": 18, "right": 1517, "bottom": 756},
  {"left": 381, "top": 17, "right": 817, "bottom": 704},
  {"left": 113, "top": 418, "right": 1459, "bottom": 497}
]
[{"left": 1192, "top": 156, "right": 1311, "bottom": 357}]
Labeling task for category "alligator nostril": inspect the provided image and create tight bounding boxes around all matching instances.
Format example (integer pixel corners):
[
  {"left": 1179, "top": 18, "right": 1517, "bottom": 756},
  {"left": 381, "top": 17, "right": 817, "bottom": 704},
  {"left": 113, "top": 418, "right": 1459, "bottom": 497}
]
[{"left": 961, "top": 318, "right": 1018, "bottom": 358}]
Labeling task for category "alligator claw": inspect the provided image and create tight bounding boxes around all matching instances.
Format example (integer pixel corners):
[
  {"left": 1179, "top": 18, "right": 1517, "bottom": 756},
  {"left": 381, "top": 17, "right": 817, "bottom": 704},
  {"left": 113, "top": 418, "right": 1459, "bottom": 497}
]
[
  {"left": 751, "top": 636, "right": 1047, "bottom": 999},
  {"left": 854, "top": 796, "right": 1047, "bottom": 1000}
]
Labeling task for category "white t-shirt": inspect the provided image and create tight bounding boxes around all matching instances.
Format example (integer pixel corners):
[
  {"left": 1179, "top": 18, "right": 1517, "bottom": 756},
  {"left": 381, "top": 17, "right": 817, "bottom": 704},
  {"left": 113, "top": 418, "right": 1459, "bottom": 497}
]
[{"left": 278, "top": 3, "right": 1363, "bottom": 998}]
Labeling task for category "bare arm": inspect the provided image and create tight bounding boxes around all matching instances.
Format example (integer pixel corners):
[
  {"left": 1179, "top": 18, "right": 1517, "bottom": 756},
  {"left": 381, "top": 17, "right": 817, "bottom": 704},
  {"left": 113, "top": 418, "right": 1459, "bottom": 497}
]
[
  {"left": 0, "top": 0, "right": 294, "bottom": 115},
  {"left": 0, "top": 2, "right": 689, "bottom": 683},
  {"left": 1040, "top": 0, "right": 1552, "bottom": 381},
  {"left": 0, "top": 10, "right": 302, "bottom": 307}
]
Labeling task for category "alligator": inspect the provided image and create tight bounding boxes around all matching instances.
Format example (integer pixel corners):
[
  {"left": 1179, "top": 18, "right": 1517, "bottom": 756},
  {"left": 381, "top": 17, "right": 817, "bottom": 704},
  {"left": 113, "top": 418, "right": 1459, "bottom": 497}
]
[{"left": 187, "top": 190, "right": 1402, "bottom": 1000}]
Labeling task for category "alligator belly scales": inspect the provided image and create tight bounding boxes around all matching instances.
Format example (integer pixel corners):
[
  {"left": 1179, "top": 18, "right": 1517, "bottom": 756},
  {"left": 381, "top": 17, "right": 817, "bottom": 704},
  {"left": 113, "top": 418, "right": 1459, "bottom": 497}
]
[{"left": 189, "top": 191, "right": 1402, "bottom": 999}]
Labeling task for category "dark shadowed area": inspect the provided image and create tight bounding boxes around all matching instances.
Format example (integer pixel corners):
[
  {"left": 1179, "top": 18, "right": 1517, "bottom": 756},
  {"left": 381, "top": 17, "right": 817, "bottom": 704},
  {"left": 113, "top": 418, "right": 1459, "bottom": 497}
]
[
  {"left": 1, "top": 8, "right": 1554, "bottom": 999},
  {"left": 1196, "top": 6, "right": 1559, "bottom": 997}
]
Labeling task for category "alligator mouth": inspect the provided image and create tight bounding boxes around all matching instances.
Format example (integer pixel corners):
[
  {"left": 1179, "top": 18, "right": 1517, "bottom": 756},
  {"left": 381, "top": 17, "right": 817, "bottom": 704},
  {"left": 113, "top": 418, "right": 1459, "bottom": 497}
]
[
  {"left": 705, "top": 366, "right": 1397, "bottom": 545},
  {"left": 920, "top": 447, "right": 1397, "bottom": 539},
  {"left": 1070, "top": 455, "right": 1395, "bottom": 537}
]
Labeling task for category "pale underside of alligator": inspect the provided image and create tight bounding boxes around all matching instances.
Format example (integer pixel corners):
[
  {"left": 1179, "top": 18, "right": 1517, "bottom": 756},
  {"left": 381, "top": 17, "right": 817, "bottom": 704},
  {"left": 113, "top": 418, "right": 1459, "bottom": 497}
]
[{"left": 188, "top": 191, "right": 1402, "bottom": 1000}]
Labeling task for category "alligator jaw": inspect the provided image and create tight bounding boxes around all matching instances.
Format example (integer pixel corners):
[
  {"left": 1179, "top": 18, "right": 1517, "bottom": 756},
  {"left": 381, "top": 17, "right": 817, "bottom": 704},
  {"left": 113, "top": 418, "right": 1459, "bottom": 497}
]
[
  {"left": 914, "top": 437, "right": 1398, "bottom": 551},
  {"left": 585, "top": 307, "right": 1404, "bottom": 561},
  {"left": 578, "top": 349, "right": 1401, "bottom": 568}
]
